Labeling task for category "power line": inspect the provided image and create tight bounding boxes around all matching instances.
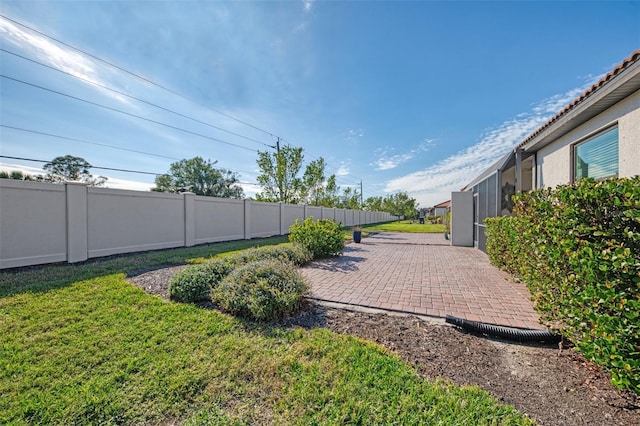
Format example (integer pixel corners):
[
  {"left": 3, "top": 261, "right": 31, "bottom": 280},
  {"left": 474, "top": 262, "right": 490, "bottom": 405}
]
[
  {"left": 0, "top": 125, "right": 261, "bottom": 177},
  {"left": 0, "top": 125, "right": 181, "bottom": 161},
  {"left": 0, "top": 14, "right": 280, "bottom": 139},
  {"left": 0, "top": 48, "right": 272, "bottom": 149},
  {"left": 1, "top": 75, "right": 258, "bottom": 152},
  {"left": 0, "top": 155, "right": 260, "bottom": 185},
  {"left": 0, "top": 155, "right": 157, "bottom": 176}
]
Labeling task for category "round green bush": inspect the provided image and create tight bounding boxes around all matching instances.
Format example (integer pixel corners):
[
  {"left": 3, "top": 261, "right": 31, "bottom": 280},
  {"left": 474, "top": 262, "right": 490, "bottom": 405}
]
[
  {"left": 236, "top": 243, "right": 313, "bottom": 266},
  {"left": 288, "top": 217, "right": 344, "bottom": 259},
  {"left": 168, "top": 257, "right": 238, "bottom": 302},
  {"left": 211, "top": 259, "right": 309, "bottom": 321}
]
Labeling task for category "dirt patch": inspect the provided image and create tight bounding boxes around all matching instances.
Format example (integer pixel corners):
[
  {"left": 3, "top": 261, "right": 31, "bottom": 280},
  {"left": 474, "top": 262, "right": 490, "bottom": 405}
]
[{"left": 128, "top": 267, "right": 639, "bottom": 426}]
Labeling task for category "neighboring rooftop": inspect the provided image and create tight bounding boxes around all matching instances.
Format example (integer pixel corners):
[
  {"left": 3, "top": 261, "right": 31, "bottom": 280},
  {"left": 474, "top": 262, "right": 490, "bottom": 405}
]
[{"left": 433, "top": 200, "right": 451, "bottom": 208}]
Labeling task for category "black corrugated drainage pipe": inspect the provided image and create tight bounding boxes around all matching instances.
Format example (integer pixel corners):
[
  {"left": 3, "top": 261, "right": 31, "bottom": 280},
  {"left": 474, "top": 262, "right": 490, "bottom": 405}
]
[{"left": 445, "top": 315, "right": 561, "bottom": 343}]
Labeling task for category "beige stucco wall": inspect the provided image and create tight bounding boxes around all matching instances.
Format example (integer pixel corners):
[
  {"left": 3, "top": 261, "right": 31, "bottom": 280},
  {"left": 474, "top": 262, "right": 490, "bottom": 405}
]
[{"left": 536, "top": 89, "right": 640, "bottom": 188}]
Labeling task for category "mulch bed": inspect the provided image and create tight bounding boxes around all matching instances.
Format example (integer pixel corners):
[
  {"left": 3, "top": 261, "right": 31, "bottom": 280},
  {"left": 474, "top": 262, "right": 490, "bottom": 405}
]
[{"left": 127, "top": 266, "right": 639, "bottom": 426}]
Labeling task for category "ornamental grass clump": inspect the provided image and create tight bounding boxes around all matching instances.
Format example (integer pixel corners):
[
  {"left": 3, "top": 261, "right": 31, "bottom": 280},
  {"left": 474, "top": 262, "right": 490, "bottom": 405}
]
[
  {"left": 211, "top": 259, "right": 308, "bottom": 321},
  {"left": 288, "top": 217, "right": 344, "bottom": 259}
]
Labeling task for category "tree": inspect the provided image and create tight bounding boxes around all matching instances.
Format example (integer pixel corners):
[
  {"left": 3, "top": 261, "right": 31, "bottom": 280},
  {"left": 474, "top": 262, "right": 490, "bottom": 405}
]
[
  {"left": 43, "top": 155, "right": 106, "bottom": 186},
  {"left": 302, "top": 158, "right": 326, "bottom": 206},
  {"left": 255, "top": 146, "right": 304, "bottom": 203},
  {"left": 152, "top": 157, "right": 243, "bottom": 198},
  {"left": 301, "top": 158, "right": 341, "bottom": 207},
  {"left": 383, "top": 191, "right": 418, "bottom": 218},
  {"left": 338, "top": 186, "right": 361, "bottom": 210},
  {"left": 363, "top": 193, "right": 418, "bottom": 217},
  {"left": 0, "top": 170, "right": 39, "bottom": 181},
  {"left": 363, "top": 196, "right": 384, "bottom": 212},
  {"left": 320, "top": 175, "right": 340, "bottom": 207}
]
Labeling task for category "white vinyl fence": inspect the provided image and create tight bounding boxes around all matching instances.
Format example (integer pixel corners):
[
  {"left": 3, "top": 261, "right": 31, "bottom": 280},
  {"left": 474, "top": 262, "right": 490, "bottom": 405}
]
[{"left": 0, "top": 180, "right": 396, "bottom": 269}]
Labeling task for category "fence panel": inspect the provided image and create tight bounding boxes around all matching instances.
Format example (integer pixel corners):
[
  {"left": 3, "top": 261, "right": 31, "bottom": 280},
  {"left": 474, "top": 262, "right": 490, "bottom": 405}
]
[
  {"left": 282, "top": 204, "right": 305, "bottom": 233},
  {"left": 0, "top": 181, "right": 396, "bottom": 268},
  {"left": 249, "top": 201, "right": 280, "bottom": 238},
  {"left": 195, "top": 196, "right": 244, "bottom": 244},
  {"left": 0, "top": 180, "right": 67, "bottom": 268},
  {"left": 88, "top": 188, "right": 184, "bottom": 258}
]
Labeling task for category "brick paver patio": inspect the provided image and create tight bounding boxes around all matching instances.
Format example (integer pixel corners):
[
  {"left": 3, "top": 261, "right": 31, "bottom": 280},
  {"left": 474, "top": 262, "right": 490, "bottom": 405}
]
[{"left": 302, "top": 232, "right": 543, "bottom": 329}]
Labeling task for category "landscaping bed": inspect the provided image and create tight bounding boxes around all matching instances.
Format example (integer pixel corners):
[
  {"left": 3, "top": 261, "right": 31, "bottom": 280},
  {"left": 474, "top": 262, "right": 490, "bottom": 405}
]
[{"left": 129, "top": 267, "right": 640, "bottom": 426}]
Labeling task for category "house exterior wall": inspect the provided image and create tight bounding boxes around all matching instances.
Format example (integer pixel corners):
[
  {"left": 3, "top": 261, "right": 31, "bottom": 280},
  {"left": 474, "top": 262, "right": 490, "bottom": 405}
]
[{"left": 535, "top": 89, "right": 640, "bottom": 188}]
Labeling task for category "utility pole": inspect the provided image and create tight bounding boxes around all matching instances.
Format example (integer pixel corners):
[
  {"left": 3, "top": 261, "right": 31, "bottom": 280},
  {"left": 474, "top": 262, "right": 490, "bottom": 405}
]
[
  {"left": 276, "top": 137, "right": 280, "bottom": 154},
  {"left": 360, "top": 180, "right": 363, "bottom": 207}
]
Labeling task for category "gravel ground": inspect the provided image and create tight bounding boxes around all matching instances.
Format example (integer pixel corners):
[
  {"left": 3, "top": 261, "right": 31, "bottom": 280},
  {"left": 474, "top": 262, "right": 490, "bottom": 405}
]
[{"left": 128, "top": 266, "right": 640, "bottom": 426}]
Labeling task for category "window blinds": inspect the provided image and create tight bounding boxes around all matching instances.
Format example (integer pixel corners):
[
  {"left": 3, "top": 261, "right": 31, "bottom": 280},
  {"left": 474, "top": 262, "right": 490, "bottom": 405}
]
[{"left": 575, "top": 127, "right": 619, "bottom": 180}]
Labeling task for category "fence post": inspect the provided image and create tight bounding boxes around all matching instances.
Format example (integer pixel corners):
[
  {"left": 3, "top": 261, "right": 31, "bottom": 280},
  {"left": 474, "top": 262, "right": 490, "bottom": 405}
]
[
  {"left": 65, "top": 182, "right": 88, "bottom": 263},
  {"left": 279, "top": 202, "right": 285, "bottom": 235},
  {"left": 183, "top": 192, "right": 195, "bottom": 247},
  {"left": 244, "top": 199, "right": 252, "bottom": 239}
]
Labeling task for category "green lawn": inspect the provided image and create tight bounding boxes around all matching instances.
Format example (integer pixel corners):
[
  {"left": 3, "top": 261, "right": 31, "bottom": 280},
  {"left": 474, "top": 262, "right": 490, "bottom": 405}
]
[
  {"left": 364, "top": 220, "right": 447, "bottom": 233},
  {"left": 0, "top": 240, "right": 532, "bottom": 425}
]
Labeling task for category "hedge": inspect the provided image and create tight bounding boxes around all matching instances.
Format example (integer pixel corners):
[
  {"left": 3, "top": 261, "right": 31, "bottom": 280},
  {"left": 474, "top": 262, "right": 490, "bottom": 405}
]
[{"left": 485, "top": 177, "right": 640, "bottom": 394}]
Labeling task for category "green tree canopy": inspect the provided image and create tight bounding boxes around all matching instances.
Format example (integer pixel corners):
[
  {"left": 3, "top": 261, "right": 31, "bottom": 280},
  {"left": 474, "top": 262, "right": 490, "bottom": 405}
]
[
  {"left": 43, "top": 155, "right": 106, "bottom": 186},
  {"left": 256, "top": 146, "right": 342, "bottom": 206},
  {"left": 383, "top": 192, "right": 418, "bottom": 218},
  {"left": 0, "top": 170, "right": 39, "bottom": 181},
  {"left": 153, "top": 157, "right": 244, "bottom": 198},
  {"left": 337, "top": 186, "right": 361, "bottom": 210},
  {"left": 255, "top": 146, "right": 305, "bottom": 203},
  {"left": 363, "top": 196, "right": 384, "bottom": 212},
  {"left": 364, "top": 192, "right": 418, "bottom": 217}
]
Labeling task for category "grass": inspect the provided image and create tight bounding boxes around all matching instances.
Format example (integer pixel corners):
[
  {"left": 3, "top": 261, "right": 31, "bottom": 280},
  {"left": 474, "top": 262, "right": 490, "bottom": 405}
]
[
  {"left": 363, "top": 220, "right": 447, "bottom": 234},
  {"left": 0, "top": 236, "right": 288, "bottom": 298},
  {"left": 0, "top": 239, "right": 533, "bottom": 425}
]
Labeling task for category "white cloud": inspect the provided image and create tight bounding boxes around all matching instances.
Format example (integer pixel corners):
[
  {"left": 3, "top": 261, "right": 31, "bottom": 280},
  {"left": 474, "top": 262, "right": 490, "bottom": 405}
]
[
  {"left": 0, "top": 162, "right": 44, "bottom": 177},
  {"left": 303, "top": 1, "right": 314, "bottom": 12},
  {"left": 0, "top": 17, "right": 131, "bottom": 105},
  {"left": 0, "top": 162, "right": 154, "bottom": 191},
  {"left": 372, "top": 152, "right": 415, "bottom": 170},
  {"left": 343, "top": 128, "right": 364, "bottom": 142},
  {"left": 372, "top": 140, "right": 433, "bottom": 171},
  {"left": 336, "top": 164, "right": 350, "bottom": 176},
  {"left": 384, "top": 83, "right": 593, "bottom": 207}
]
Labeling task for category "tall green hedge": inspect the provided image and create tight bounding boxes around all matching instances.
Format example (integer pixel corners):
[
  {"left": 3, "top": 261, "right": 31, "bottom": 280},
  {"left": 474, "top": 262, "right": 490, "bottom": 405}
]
[{"left": 485, "top": 177, "right": 640, "bottom": 394}]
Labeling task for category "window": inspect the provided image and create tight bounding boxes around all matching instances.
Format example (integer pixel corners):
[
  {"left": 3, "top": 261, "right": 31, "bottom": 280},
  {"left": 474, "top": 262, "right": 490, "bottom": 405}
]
[{"left": 574, "top": 127, "right": 618, "bottom": 181}]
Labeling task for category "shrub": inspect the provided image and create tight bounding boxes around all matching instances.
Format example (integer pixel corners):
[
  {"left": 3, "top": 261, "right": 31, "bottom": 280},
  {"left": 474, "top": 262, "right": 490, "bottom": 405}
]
[
  {"left": 211, "top": 259, "right": 308, "bottom": 321},
  {"left": 288, "top": 217, "right": 344, "bottom": 259},
  {"left": 484, "top": 177, "right": 640, "bottom": 393},
  {"left": 235, "top": 243, "right": 313, "bottom": 266},
  {"left": 169, "top": 244, "right": 312, "bottom": 303},
  {"left": 169, "top": 257, "right": 238, "bottom": 302}
]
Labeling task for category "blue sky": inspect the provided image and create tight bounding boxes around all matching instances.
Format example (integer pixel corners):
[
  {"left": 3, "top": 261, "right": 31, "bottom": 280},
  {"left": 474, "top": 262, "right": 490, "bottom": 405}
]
[{"left": 1, "top": 1, "right": 639, "bottom": 207}]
